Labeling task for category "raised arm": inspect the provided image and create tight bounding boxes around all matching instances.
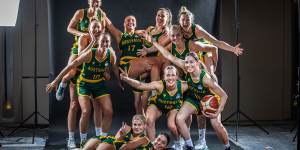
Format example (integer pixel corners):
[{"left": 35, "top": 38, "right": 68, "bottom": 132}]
[
  {"left": 105, "top": 17, "right": 122, "bottom": 43},
  {"left": 67, "top": 9, "right": 86, "bottom": 37},
  {"left": 119, "top": 68, "right": 162, "bottom": 92},
  {"left": 152, "top": 42, "right": 185, "bottom": 70},
  {"left": 119, "top": 137, "right": 150, "bottom": 150},
  {"left": 46, "top": 51, "right": 92, "bottom": 93},
  {"left": 202, "top": 73, "right": 228, "bottom": 118},
  {"left": 195, "top": 24, "right": 243, "bottom": 56}
]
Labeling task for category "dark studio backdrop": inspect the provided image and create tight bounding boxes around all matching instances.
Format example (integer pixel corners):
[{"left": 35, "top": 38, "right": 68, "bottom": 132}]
[
  {"left": 0, "top": 0, "right": 296, "bottom": 146},
  {"left": 47, "top": 0, "right": 219, "bottom": 144}
]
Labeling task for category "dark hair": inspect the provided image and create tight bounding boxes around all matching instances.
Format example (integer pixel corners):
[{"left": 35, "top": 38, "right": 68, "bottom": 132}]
[
  {"left": 158, "top": 132, "right": 171, "bottom": 145},
  {"left": 186, "top": 51, "right": 200, "bottom": 61}
]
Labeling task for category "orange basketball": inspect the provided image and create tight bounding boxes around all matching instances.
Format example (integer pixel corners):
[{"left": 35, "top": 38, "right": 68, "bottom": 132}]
[{"left": 200, "top": 95, "right": 219, "bottom": 114}]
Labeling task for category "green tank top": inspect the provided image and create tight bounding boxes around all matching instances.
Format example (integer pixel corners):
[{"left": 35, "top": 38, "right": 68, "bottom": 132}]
[
  {"left": 147, "top": 27, "right": 164, "bottom": 57},
  {"left": 79, "top": 48, "right": 110, "bottom": 83},
  {"left": 185, "top": 70, "right": 210, "bottom": 100},
  {"left": 171, "top": 40, "right": 190, "bottom": 60},
  {"left": 119, "top": 32, "right": 152, "bottom": 63},
  {"left": 121, "top": 129, "right": 151, "bottom": 150},
  {"left": 72, "top": 9, "right": 104, "bottom": 50},
  {"left": 155, "top": 80, "right": 183, "bottom": 107}
]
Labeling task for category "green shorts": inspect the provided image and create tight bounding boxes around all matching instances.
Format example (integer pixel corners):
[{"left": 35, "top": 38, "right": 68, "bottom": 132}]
[
  {"left": 185, "top": 96, "right": 201, "bottom": 113},
  {"left": 102, "top": 136, "right": 126, "bottom": 150},
  {"left": 76, "top": 80, "right": 110, "bottom": 99},
  {"left": 71, "top": 47, "right": 78, "bottom": 55},
  {"left": 148, "top": 96, "right": 182, "bottom": 114}
]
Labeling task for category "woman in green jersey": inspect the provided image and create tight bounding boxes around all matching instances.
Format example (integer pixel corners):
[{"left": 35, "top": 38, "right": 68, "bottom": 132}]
[
  {"left": 120, "top": 65, "right": 188, "bottom": 148},
  {"left": 47, "top": 32, "right": 115, "bottom": 147},
  {"left": 105, "top": 15, "right": 162, "bottom": 114},
  {"left": 153, "top": 41, "right": 231, "bottom": 150}
]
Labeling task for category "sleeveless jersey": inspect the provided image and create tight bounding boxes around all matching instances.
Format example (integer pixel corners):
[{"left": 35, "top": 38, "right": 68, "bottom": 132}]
[
  {"left": 119, "top": 32, "right": 152, "bottom": 64},
  {"left": 79, "top": 48, "right": 110, "bottom": 83},
  {"left": 147, "top": 27, "right": 165, "bottom": 57},
  {"left": 152, "top": 80, "right": 183, "bottom": 110},
  {"left": 171, "top": 40, "right": 190, "bottom": 60},
  {"left": 185, "top": 70, "right": 211, "bottom": 100}
]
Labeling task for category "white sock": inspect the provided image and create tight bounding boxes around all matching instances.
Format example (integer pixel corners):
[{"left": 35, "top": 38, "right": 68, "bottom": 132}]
[
  {"left": 101, "top": 132, "right": 108, "bottom": 136},
  {"left": 185, "top": 138, "right": 193, "bottom": 147},
  {"left": 60, "top": 82, "right": 67, "bottom": 87},
  {"left": 198, "top": 129, "right": 206, "bottom": 142},
  {"left": 224, "top": 142, "right": 230, "bottom": 149},
  {"left": 95, "top": 127, "right": 102, "bottom": 136},
  {"left": 174, "top": 140, "right": 180, "bottom": 145},
  {"left": 80, "top": 133, "right": 87, "bottom": 142},
  {"left": 68, "top": 132, "right": 75, "bottom": 139}
]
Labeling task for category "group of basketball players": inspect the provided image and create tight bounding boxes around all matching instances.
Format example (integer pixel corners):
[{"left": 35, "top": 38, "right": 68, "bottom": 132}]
[{"left": 46, "top": 0, "right": 243, "bottom": 149}]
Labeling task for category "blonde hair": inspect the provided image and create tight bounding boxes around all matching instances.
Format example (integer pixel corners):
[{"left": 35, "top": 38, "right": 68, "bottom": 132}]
[
  {"left": 170, "top": 24, "right": 183, "bottom": 36},
  {"left": 164, "top": 65, "right": 177, "bottom": 76},
  {"left": 178, "top": 6, "right": 194, "bottom": 23},
  {"left": 157, "top": 8, "right": 173, "bottom": 27},
  {"left": 132, "top": 114, "right": 146, "bottom": 124}
]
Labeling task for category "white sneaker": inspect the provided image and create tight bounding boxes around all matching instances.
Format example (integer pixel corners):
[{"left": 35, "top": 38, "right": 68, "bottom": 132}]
[
  {"left": 194, "top": 139, "right": 208, "bottom": 150},
  {"left": 67, "top": 138, "right": 76, "bottom": 149},
  {"left": 180, "top": 137, "right": 185, "bottom": 146},
  {"left": 172, "top": 143, "right": 183, "bottom": 150},
  {"left": 56, "top": 82, "right": 66, "bottom": 101}
]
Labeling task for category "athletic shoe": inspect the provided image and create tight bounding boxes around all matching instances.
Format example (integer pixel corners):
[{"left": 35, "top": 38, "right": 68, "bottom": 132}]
[
  {"left": 194, "top": 139, "right": 208, "bottom": 150},
  {"left": 172, "top": 143, "right": 183, "bottom": 150},
  {"left": 180, "top": 137, "right": 185, "bottom": 146},
  {"left": 67, "top": 138, "right": 76, "bottom": 149},
  {"left": 56, "top": 82, "right": 66, "bottom": 101}
]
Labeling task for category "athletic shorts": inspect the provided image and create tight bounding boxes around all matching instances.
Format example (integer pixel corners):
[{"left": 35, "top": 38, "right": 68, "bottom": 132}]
[{"left": 76, "top": 80, "right": 110, "bottom": 99}]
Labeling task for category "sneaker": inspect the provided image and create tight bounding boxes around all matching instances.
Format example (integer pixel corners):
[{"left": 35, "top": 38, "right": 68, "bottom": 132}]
[
  {"left": 67, "top": 138, "right": 76, "bottom": 149},
  {"left": 172, "top": 143, "right": 183, "bottom": 150},
  {"left": 56, "top": 82, "right": 66, "bottom": 101},
  {"left": 80, "top": 139, "right": 87, "bottom": 148},
  {"left": 180, "top": 137, "right": 185, "bottom": 146},
  {"left": 194, "top": 139, "right": 208, "bottom": 150}
]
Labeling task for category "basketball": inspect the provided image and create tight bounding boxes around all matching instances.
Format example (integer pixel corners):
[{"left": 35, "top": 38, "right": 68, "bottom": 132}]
[{"left": 200, "top": 95, "right": 219, "bottom": 114}]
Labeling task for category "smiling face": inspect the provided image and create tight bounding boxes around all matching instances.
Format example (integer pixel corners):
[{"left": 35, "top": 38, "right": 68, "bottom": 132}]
[
  {"left": 184, "top": 55, "right": 199, "bottom": 73},
  {"left": 163, "top": 66, "right": 178, "bottom": 87},
  {"left": 153, "top": 134, "right": 169, "bottom": 150},
  {"left": 156, "top": 10, "right": 168, "bottom": 27},
  {"left": 169, "top": 26, "right": 183, "bottom": 44},
  {"left": 89, "top": 20, "right": 102, "bottom": 37},
  {"left": 131, "top": 118, "right": 146, "bottom": 135},
  {"left": 179, "top": 14, "right": 192, "bottom": 31},
  {"left": 99, "top": 34, "right": 111, "bottom": 49},
  {"left": 124, "top": 16, "right": 136, "bottom": 32},
  {"left": 88, "top": 0, "right": 101, "bottom": 9}
]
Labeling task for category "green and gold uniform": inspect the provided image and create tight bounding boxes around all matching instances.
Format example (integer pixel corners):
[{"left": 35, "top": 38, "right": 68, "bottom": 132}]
[
  {"left": 118, "top": 32, "right": 152, "bottom": 92},
  {"left": 119, "top": 32, "right": 152, "bottom": 72},
  {"left": 102, "top": 129, "right": 151, "bottom": 150},
  {"left": 147, "top": 27, "right": 165, "bottom": 57},
  {"left": 183, "top": 23, "right": 212, "bottom": 62},
  {"left": 185, "top": 70, "right": 212, "bottom": 113},
  {"left": 71, "top": 8, "right": 104, "bottom": 55},
  {"left": 149, "top": 80, "right": 183, "bottom": 114},
  {"left": 77, "top": 48, "right": 111, "bottom": 99},
  {"left": 171, "top": 40, "right": 190, "bottom": 60},
  {"left": 70, "top": 9, "right": 104, "bottom": 84}
]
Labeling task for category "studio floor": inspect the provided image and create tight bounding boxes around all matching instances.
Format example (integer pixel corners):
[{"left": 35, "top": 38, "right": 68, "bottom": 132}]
[{"left": 0, "top": 118, "right": 297, "bottom": 150}]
